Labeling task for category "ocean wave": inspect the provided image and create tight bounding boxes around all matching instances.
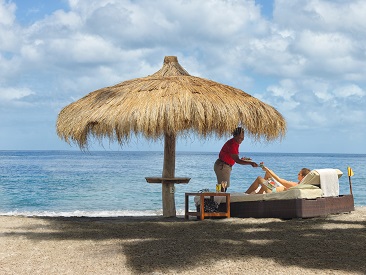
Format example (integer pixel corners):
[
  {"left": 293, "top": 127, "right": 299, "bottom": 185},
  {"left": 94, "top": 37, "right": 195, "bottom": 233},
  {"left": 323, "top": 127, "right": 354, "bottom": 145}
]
[{"left": 0, "top": 209, "right": 187, "bottom": 217}]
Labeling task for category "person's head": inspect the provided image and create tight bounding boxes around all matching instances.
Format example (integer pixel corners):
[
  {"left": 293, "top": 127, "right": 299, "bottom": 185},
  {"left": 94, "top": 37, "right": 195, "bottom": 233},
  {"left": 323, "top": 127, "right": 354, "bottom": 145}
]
[
  {"left": 298, "top": 168, "right": 311, "bottom": 182},
  {"left": 232, "top": 127, "right": 244, "bottom": 144}
]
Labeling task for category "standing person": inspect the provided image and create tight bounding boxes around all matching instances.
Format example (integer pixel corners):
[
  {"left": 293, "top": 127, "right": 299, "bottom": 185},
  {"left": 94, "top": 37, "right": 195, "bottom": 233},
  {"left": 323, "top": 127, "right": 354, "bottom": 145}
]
[
  {"left": 214, "top": 127, "right": 258, "bottom": 191},
  {"left": 245, "top": 166, "right": 311, "bottom": 194}
]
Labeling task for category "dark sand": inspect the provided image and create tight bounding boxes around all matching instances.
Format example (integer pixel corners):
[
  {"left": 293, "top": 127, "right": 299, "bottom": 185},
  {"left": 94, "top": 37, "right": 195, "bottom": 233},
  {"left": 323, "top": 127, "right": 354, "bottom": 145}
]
[{"left": 0, "top": 207, "right": 365, "bottom": 274}]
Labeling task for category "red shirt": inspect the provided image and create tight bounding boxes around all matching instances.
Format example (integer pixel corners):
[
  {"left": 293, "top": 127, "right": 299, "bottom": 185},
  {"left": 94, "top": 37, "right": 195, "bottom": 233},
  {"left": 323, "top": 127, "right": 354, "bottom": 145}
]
[{"left": 219, "top": 138, "right": 239, "bottom": 166}]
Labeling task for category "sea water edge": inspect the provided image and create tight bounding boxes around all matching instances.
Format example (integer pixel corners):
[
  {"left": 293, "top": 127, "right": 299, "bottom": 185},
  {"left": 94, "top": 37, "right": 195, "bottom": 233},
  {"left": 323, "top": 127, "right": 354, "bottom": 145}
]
[{"left": 0, "top": 150, "right": 364, "bottom": 217}]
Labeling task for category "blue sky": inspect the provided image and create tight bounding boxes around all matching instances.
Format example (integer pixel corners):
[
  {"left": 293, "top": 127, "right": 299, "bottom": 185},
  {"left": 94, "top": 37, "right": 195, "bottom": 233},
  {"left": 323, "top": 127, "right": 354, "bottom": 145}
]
[{"left": 0, "top": 0, "right": 365, "bottom": 154}]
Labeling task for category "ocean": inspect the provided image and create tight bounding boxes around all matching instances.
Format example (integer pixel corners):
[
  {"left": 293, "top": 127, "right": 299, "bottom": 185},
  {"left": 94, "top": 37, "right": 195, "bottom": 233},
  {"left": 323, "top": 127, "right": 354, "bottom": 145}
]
[{"left": 0, "top": 151, "right": 365, "bottom": 217}]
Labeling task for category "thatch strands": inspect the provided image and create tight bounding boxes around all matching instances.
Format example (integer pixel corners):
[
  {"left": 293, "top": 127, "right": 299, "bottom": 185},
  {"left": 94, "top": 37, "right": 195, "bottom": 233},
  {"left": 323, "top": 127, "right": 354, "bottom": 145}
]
[
  {"left": 57, "top": 56, "right": 286, "bottom": 149},
  {"left": 56, "top": 56, "right": 286, "bottom": 217}
]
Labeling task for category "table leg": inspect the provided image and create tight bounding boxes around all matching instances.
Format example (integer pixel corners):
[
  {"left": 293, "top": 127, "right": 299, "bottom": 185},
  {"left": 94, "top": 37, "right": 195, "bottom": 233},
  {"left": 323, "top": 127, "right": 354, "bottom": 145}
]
[
  {"left": 184, "top": 193, "right": 189, "bottom": 220},
  {"left": 227, "top": 194, "right": 230, "bottom": 218},
  {"left": 200, "top": 194, "right": 205, "bottom": 220}
]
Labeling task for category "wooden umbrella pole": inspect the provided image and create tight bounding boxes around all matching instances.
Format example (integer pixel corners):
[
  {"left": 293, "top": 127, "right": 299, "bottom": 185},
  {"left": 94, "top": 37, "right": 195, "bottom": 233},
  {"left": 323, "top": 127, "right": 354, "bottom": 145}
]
[{"left": 162, "top": 133, "right": 176, "bottom": 217}]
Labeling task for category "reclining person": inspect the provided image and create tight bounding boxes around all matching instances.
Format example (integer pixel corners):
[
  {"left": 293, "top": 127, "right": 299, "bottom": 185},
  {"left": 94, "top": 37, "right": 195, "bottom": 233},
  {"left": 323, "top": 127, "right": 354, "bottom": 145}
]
[{"left": 245, "top": 166, "right": 311, "bottom": 194}]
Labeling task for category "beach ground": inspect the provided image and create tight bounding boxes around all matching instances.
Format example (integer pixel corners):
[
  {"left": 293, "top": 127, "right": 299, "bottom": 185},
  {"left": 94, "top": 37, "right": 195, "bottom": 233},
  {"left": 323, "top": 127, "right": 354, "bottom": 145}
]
[{"left": 0, "top": 207, "right": 365, "bottom": 275}]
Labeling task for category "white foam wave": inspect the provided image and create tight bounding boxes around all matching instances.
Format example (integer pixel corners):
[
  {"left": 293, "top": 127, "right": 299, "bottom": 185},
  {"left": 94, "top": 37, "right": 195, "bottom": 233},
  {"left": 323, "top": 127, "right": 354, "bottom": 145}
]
[{"left": 0, "top": 209, "right": 186, "bottom": 217}]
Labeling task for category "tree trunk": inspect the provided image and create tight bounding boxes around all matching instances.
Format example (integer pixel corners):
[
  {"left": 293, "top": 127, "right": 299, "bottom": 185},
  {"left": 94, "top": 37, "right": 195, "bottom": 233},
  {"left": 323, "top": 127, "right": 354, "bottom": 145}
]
[{"left": 162, "top": 133, "right": 176, "bottom": 217}]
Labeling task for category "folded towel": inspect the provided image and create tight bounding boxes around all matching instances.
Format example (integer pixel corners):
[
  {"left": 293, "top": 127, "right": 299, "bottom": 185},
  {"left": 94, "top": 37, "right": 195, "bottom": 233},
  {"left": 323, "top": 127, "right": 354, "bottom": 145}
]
[{"left": 316, "top": 169, "right": 339, "bottom": 197}]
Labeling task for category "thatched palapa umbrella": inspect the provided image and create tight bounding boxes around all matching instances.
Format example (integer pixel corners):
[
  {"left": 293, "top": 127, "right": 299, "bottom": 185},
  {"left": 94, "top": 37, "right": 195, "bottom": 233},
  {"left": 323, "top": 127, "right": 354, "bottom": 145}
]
[{"left": 57, "top": 56, "right": 286, "bottom": 217}]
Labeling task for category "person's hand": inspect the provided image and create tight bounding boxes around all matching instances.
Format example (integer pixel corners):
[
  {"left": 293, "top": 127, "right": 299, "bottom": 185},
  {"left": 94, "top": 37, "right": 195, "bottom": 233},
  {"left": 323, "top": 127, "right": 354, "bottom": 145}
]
[{"left": 241, "top": 157, "right": 252, "bottom": 161}]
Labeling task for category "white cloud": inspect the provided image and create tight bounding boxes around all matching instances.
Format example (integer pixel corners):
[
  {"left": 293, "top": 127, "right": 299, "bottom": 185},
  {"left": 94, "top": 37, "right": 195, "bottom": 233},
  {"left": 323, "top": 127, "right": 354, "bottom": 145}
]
[
  {"left": 0, "top": 0, "right": 365, "bottom": 152},
  {"left": 307, "top": 111, "right": 328, "bottom": 125},
  {"left": 296, "top": 31, "right": 352, "bottom": 58},
  {"left": 267, "top": 79, "right": 297, "bottom": 100},
  {"left": 0, "top": 0, "right": 19, "bottom": 51},
  {"left": 0, "top": 0, "right": 15, "bottom": 26},
  {"left": 258, "top": 75, "right": 365, "bottom": 135},
  {"left": 274, "top": 0, "right": 366, "bottom": 33},
  {"left": 333, "top": 84, "right": 365, "bottom": 98},
  {"left": 231, "top": 0, "right": 363, "bottom": 84},
  {"left": 0, "top": 86, "right": 34, "bottom": 102}
]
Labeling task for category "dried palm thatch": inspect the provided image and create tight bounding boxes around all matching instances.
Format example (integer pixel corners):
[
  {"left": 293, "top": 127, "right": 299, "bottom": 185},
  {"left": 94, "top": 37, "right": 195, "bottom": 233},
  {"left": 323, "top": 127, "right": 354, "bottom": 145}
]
[
  {"left": 57, "top": 56, "right": 285, "bottom": 147},
  {"left": 56, "top": 56, "right": 286, "bottom": 217}
]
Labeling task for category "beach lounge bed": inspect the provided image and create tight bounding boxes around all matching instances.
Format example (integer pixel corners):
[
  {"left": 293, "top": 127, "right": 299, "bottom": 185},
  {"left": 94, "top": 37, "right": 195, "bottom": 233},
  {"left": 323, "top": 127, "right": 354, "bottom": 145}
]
[{"left": 197, "top": 169, "right": 354, "bottom": 219}]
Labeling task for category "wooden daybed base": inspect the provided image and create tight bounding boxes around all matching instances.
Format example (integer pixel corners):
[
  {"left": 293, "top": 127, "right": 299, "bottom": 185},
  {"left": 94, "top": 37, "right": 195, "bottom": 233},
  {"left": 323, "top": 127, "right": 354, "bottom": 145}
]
[{"left": 218, "top": 194, "right": 354, "bottom": 219}]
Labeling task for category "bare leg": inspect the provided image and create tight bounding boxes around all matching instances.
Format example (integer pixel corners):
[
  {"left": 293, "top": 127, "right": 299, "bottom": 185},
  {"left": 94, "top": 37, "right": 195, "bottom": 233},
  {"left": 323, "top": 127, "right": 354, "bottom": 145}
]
[
  {"left": 256, "top": 186, "right": 267, "bottom": 194},
  {"left": 263, "top": 170, "right": 272, "bottom": 180},
  {"left": 245, "top": 176, "right": 266, "bottom": 194},
  {"left": 259, "top": 182, "right": 273, "bottom": 194}
]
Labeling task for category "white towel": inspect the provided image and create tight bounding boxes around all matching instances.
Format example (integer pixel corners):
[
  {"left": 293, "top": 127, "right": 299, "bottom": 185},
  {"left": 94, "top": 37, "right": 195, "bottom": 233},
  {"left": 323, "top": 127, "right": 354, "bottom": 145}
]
[{"left": 316, "top": 169, "right": 339, "bottom": 197}]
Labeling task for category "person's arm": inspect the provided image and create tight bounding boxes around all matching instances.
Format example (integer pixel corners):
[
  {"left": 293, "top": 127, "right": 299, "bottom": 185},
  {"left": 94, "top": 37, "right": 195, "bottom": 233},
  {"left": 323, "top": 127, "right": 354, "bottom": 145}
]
[
  {"left": 231, "top": 154, "right": 258, "bottom": 167},
  {"left": 263, "top": 166, "right": 297, "bottom": 188}
]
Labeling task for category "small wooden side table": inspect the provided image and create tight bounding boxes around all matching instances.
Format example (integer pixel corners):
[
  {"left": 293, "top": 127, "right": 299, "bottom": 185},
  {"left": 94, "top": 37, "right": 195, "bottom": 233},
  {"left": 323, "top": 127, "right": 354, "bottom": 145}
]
[{"left": 184, "top": 192, "right": 230, "bottom": 220}]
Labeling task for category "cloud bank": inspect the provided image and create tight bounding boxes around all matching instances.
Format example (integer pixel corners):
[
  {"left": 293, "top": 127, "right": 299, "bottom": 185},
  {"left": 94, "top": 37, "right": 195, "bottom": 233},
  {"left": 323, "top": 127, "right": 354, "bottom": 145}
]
[{"left": 0, "top": 0, "right": 365, "bottom": 153}]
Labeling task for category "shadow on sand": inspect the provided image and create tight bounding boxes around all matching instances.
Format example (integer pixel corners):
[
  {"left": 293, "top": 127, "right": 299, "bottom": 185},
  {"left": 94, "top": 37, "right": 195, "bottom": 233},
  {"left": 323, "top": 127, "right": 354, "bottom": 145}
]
[{"left": 6, "top": 213, "right": 366, "bottom": 274}]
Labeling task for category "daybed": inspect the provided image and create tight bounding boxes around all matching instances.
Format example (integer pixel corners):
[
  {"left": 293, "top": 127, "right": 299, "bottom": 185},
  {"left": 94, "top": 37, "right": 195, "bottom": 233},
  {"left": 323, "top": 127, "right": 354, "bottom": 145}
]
[{"left": 198, "top": 169, "right": 354, "bottom": 219}]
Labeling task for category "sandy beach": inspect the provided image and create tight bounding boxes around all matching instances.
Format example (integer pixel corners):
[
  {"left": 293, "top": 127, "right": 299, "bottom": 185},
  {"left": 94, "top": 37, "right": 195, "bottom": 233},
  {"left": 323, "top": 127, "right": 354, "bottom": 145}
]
[{"left": 0, "top": 207, "right": 365, "bottom": 275}]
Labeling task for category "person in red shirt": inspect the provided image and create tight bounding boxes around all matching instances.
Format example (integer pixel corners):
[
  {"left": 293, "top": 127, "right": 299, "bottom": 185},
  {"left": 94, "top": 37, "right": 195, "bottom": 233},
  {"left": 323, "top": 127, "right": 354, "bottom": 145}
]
[{"left": 214, "top": 127, "right": 258, "bottom": 191}]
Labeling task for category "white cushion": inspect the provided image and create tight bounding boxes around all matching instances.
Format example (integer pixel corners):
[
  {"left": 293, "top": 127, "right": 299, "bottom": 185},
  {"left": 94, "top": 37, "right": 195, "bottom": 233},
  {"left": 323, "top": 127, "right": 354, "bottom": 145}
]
[{"left": 300, "top": 168, "right": 343, "bottom": 186}]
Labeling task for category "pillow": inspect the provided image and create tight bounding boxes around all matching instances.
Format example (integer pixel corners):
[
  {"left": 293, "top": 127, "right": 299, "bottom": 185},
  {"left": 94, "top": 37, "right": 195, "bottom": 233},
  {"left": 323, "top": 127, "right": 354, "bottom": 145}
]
[{"left": 299, "top": 169, "right": 343, "bottom": 186}]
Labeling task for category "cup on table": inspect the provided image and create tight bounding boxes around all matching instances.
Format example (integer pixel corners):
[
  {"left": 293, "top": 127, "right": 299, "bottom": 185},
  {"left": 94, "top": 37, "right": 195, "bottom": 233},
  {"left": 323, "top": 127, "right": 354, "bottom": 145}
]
[
  {"left": 216, "top": 183, "right": 221, "bottom": 192},
  {"left": 221, "top": 181, "right": 227, "bottom": 192}
]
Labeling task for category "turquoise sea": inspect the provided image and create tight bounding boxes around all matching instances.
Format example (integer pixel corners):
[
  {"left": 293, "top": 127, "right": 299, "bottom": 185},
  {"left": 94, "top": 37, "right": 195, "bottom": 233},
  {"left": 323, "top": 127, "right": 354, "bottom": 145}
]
[{"left": 0, "top": 151, "right": 364, "bottom": 217}]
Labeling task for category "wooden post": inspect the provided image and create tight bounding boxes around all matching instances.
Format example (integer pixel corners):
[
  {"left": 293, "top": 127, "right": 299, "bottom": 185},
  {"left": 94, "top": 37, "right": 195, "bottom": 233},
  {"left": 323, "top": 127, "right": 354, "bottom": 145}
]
[
  {"left": 162, "top": 133, "right": 176, "bottom": 217},
  {"left": 348, "top": 176, "right": 353, "bottom": 195},
  {"left": 348, "top": 167, "right": 354, "bottom": 195}
]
